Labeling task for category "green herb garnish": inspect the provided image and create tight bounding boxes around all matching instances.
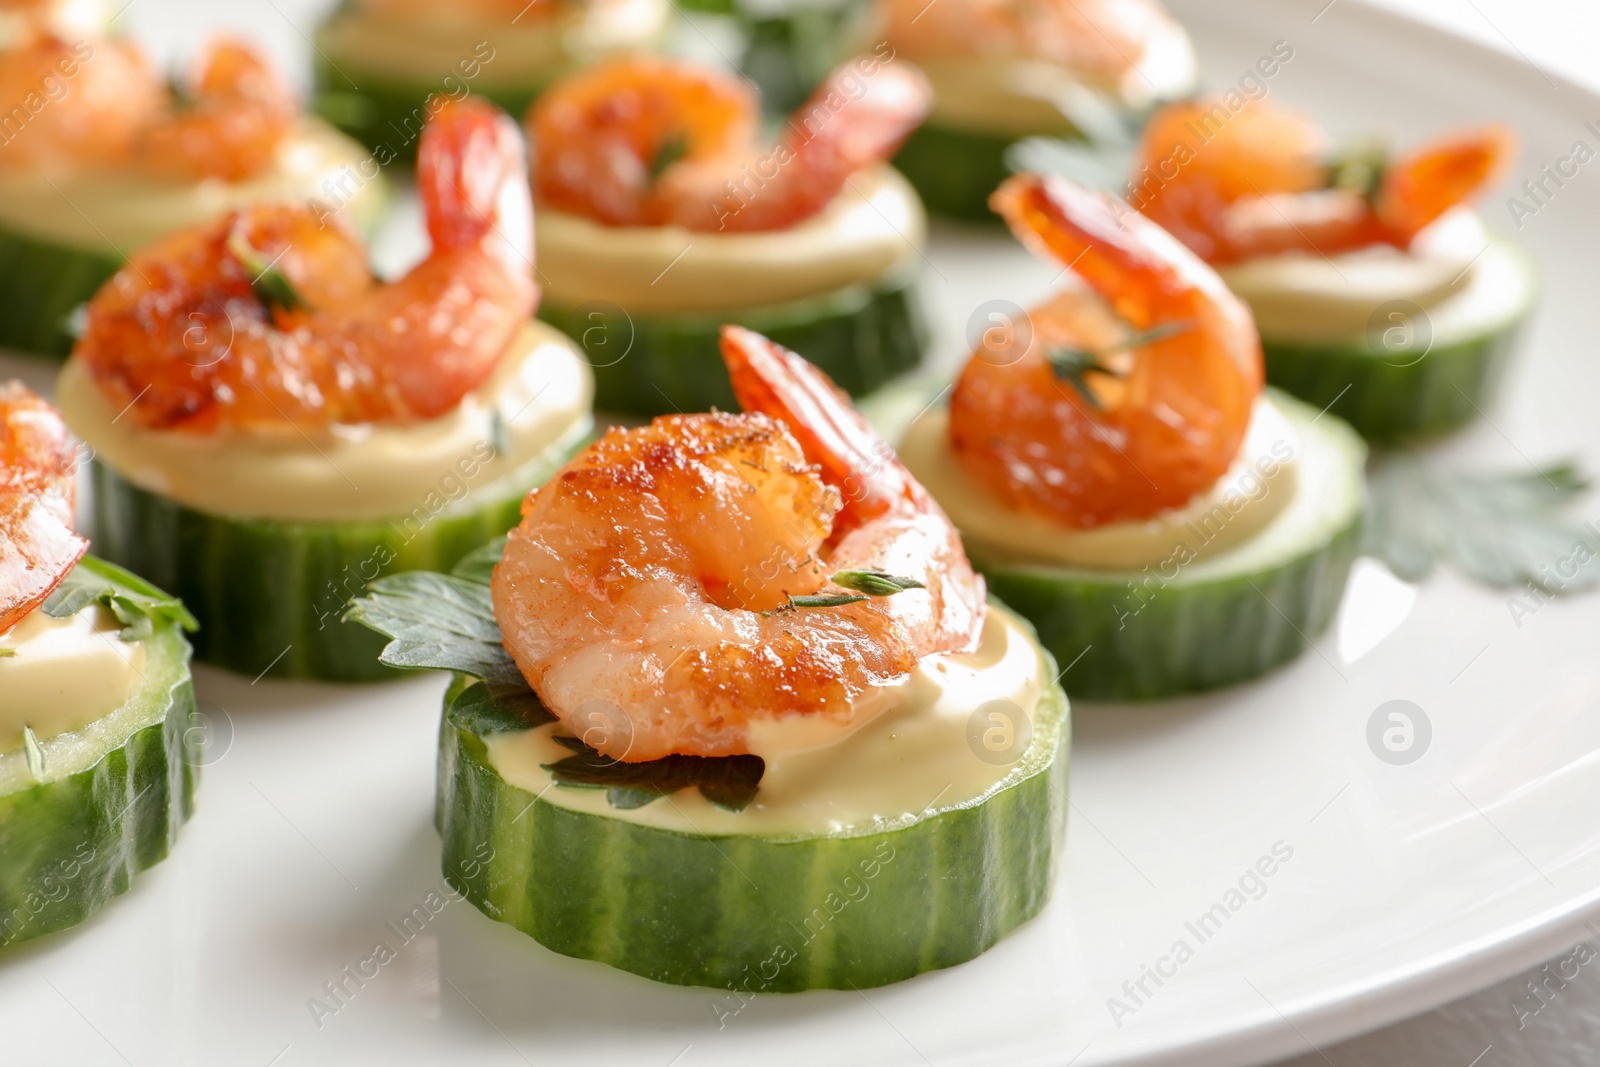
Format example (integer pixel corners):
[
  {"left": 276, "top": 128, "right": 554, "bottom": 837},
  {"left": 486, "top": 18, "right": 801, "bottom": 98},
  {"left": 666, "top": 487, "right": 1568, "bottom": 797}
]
[
  {"left": 1362, "top": 457, "right": 1600, "bottom": 592},
  {"left": 1326, "top": 141, "right": 1388, "bottom": 202},
  {"left": 348, "top": 538, "right": 770, "bottom": 809},
  {"left": 1047, "top": 320, "right": 1192, "bottom": 409},
  {"left": 227, "top": 232, "right": 305, "bottom": 314},
  {"left": 43, "top": 557, "right": 198, "bottom": 642},
  {"left": 542, "top": 735, "right": 764, "bottom": 812},
  {"left": 830, "top": 569, "right": 925, "bottom": 596},
  {"left": 785, "top": 593, "right": 870, "bottom": 609},
  {"left": 649, "top": 131, "right": 689, "bottom": 181}
]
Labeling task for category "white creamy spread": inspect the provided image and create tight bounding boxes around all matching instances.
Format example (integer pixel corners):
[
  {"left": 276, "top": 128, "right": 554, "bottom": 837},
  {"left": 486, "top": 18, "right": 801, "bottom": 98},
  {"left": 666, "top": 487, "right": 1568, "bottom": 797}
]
[
  {"left": 900, "top": 396, "right": 1300, "bottom": 569},
  {"left": 487, "top": 606, "right": 1049, "bottom": 836},
  {"left": 1220, "top": 208, "right": 1493, "bottom": 342},
  {"left": 0, "top": 118, "right": 386, "bottom": 252},
  {"left": 0, "top": 603, "right": 143, "bottom": 753},
  {"left": 536, "top": 165, "right": 925, "bottom": 314},
  {"left": 56, "top": 320, "right": 593, "bottom": 523},
  {"left": 916, "top": 20, "right": 1197, "bottom": 136},
  {"left": 320, "top": 0, "right": 669, "bottom": 90}
]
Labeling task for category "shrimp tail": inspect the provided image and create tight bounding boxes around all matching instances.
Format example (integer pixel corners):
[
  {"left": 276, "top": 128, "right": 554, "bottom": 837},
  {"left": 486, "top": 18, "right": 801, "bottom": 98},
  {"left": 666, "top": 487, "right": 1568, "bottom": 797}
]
[
  {"left": 417, "top": 96, "right": 535, "bottom": 285},
  {"left": 991, "top": 172, "right": 1243, "bottom": 330},
  {"left": 782, "top": 59, "right": 932, "bottom": 183},
  {"left": 719, "top": 325, "right": 927, "bottom": 533},
  {"left": 1377, "top": 124, "right": 1515, "bottom": 243}
]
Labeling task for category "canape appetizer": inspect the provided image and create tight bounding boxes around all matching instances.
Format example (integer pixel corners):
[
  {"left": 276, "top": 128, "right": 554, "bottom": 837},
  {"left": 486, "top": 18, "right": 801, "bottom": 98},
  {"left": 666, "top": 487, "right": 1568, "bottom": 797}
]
[
  {"left": 2, "top": 382, "right": 199, "bottom": 947},
  {"left": 528, "top": 52, "right": 932, "bottom": 415},
  {"left": 0, "top": 25, "right": 386, "bottom": 358},
  {"left": 882, "top": 0, "right": 1196, "bottom": 222},
  {"left": 349, "top": 325, "right": 1069, "bottom": 989},
  {"left": 900, "top": 174, "right": 1366, "bottom": 700},
  {"left": 312, "top": 0, "right": 669, "bottom": 163},
  {"left": 55, "top": 99, "right": 593, "bottom": 683},
  {"left": 1131, "top": 98, "right": 1532, "bottom": 442}
]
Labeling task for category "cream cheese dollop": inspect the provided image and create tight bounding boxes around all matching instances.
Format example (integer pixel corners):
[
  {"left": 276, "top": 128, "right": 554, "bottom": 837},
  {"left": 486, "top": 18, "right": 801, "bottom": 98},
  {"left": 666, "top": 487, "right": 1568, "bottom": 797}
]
[
  {"left": 536, "top": 165, "right": 924, "bottom": 314},
  {"left": 1220, "top": 208, "right": 1488, "bottom": 343},
  {"left": 0, "top": 604, "right": 143, "bottom": 753},
  {"left": 0, "top": 118, "right": 386, "bottom": 252},
  {"left": 487, "top": 605, "right": 1046, "bottom": 836},
  {"left": 57, "top": 320, "right": 593, "bottom": 524}
]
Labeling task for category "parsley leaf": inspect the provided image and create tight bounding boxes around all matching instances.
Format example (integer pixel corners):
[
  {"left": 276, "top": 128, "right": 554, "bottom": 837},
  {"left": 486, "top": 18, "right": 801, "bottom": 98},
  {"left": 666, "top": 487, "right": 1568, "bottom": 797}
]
[
  {"left": 42, "top": 557, "right": 198, "bottom": 640},
  {"left": 347, "top": 540, "right": 769, "bottom": 807},
  {"left": 1362, "top": 457, "right": 1600, "bottom": 592},
  {"left": 344, "top": 543, "right": 550, "bottom": 721},
  {"left": 543, "top": 735, "right": 764, "bottom": 812}
]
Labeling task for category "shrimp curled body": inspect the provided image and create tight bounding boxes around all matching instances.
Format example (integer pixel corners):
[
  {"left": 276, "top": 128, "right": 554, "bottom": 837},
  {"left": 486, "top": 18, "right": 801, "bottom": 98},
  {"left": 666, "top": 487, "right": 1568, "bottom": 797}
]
[
  {"left": 493, "top": 327, "right": 984, "bottom": 762},
  {"left": 528, "top": 54, "right": 931, "bottom": 233},
  {"left": 1, "top": 382, "right": 87, "bottom": 633},
  {"left": 74, "top": 97, "right": 535, "bottom": 433},
  {"left": 0, "top": 34, "right": 294, "bottom": 182},
  {"left": 949, "top": 173, "right": 1262, "bottom": 528}
]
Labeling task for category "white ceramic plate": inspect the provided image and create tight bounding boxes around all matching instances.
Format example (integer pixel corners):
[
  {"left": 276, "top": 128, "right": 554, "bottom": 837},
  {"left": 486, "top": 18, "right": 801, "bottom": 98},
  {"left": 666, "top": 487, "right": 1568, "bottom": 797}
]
[{"left": 5, "top": 1, "right": 1600, "bottom": 1065}]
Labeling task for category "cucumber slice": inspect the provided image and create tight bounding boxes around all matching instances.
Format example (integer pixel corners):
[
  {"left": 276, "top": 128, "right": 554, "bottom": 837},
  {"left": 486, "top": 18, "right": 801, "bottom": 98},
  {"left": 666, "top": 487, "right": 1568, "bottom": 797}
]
[
  {"left": 541, "top": 265, "right": 926, "bottom": 416},
  {"left": 347, "top": 544, "right": 1069, "bottom": 990},
  {"left": 0, "top": 558, "right": 198, "bottom": 947},
  {"left": 438, "top": 664, "right": 1067, "bottom": 989},
  {"left": 1256, "top": 241, "right": 1535, "bottom": 443},
  {"left": 893, "top": 122, "right": 1032, "bottom": 224},
  {"left": 87, "top": 426, "right": 589, "bottom": 683},
  {"left": 950, "top": 393, "right": 1366, "bottom": 701},
  {"left": 0, "top": 221, "right": 122, "bottom": 358}
]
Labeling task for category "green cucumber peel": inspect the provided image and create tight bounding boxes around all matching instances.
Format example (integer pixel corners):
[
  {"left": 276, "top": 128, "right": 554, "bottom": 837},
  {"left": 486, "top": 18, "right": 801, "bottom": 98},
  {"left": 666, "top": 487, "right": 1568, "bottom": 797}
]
[
  {"left": 1363, "top": 456, "right": 1600, "bottom": 592},
  {"left": 350, "top": 538, "right": 770, "bottom": 810},
  {"left": 43, "top": 556, "right": 198, "bottom": 641}
]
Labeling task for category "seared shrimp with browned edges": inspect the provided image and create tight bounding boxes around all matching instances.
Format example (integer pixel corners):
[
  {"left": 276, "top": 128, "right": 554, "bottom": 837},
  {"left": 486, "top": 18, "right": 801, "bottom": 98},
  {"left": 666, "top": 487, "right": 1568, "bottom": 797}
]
[{"left": 493, "top": 327, "right": 984, "bottom": 762}]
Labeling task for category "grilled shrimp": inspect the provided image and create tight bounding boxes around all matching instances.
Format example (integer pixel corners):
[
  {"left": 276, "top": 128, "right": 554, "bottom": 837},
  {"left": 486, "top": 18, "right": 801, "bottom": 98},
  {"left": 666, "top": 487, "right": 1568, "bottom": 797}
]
[
  {"left": 492, "top": 326, "right": 984, "bottom": 762},
  {"left": 1132, "top": 96, "right": 1514, "bottom": 264},
  {"left": 527, "top": 52, "right": 930, "bottom": 232},
  {"left": 949, "top": 172, "right": 1261, "bottom": 528},
  {"left": 75, "top": 97, "right": 535, "bottom": 433}
]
